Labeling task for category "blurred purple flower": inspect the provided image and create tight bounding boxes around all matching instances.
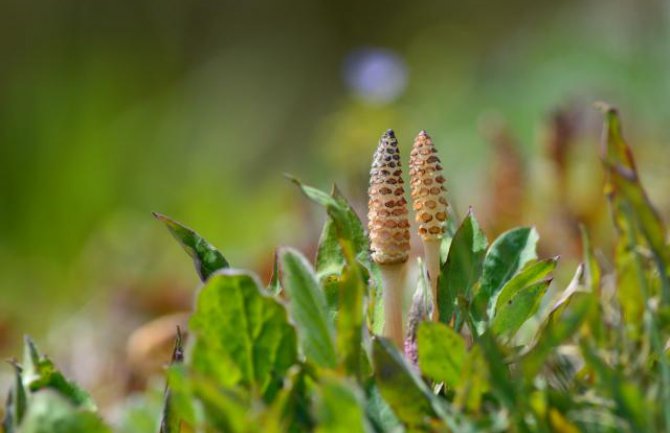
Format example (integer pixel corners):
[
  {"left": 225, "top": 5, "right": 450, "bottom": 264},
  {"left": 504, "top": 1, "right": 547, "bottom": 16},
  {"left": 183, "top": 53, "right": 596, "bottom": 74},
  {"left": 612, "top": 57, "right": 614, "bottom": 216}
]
[{"left": 343, "top": 48, "right": 408, "bottom": 104}]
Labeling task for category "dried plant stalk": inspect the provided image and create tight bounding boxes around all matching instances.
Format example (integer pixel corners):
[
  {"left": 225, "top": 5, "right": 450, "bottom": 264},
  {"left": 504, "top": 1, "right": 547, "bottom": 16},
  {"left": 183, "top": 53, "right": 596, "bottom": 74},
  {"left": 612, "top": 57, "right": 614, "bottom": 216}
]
[
  {"left": 479, "top": 115, "right": 525, "bottom": 237},
  {"left": 409, "top": 130, "right": 448, "bottom": 321},
  {"left": 368, "top": 129, "right": 410, "bottom": 346}
]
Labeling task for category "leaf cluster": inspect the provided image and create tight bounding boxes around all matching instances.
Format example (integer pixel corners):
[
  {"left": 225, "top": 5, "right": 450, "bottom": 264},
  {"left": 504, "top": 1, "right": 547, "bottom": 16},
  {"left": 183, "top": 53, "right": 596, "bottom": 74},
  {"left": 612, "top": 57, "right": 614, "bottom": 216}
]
[{"left": 4, "top": 107, "right": 670, "bottom": 433}]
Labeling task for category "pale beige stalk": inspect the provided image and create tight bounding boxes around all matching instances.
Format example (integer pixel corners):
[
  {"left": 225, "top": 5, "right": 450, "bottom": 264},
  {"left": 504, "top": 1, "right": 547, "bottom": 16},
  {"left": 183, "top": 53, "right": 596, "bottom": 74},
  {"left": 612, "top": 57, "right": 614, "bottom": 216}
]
[
  {"left": 379, "top": 263, "right": 406, "bottom": 347},
  {"left": 409, "top": 130, "right": 448, "bottom": 321},
  {"left": 368, "top": 129, "right": 410, "bottom": 347}
]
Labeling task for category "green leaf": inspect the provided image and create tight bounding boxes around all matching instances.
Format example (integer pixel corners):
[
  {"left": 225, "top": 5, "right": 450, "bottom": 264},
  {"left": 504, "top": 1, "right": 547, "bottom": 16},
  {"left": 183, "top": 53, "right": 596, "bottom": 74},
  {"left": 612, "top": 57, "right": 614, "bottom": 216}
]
[
  {"left": 364, "top": 383, "right": 401, "bottom": 433},
  {"left": 270, "top": 366, "right": 314, "bottom": 433},
  {"left": 315, "top": 218, "right": 346, "bottom": 318},
  {"left": 154, "top": 212, "right": 229, "bottom": 281},
  {"left": 316, "top": 217, "right": 346, "bottom": 281},
  {"left": 471, "top": 229, "right": 546, "bottom": 332},
  {"left": 189, "top": 338, "right": 243, "bottom": 392},
  {"left": 491, "top": 280, "right": 551, "bottom": 337},
  {"left": 475, "top": 257, "right": 558, "bottom": 334},
  {"left": 3, "top": 362, "right": 27, "bottom": 432},
  {"left": 581, "top": 341, "right": 651, "bottom": 431},
  {"left": 598, "top": 111, "right": 670, "bottom": 427},
  {"left": 268, "top": 250, "right": 282, "bottom": 296},
  {"left": 598, "top": 106, "right": 670, "bottom": 431},
  {"left": 493, "top": 258, "right": 558, "bottom": 311},
  {"left": 279, "top": 247, "right": 337, "bottom": 369},
  {"left": 417, "top": 322, "right": 466, "bottom": 387},
  {"left": 476, "top": 331, "right": 527, "bottom": 429},
  {"left": 290, "top": 178, "right": 384, "bottom": 335},
  {"left": 479, "top": 227, "right": 538, "bottom": 299},
  {"left": 159, "top": 329, "right": 186, "bottom": 433},
  {"left": 3, "top": 392, "right": 14, "bottom": 433},
  {"left": 579, "top": 227, "right": 607, "bottom": 346},
  {"left": 113, "top": 392, "right": 164, "bottom": 433},
  {"left": 371, "top": 337, "right": 438, "bottom": 427},
  {"left": 334, "top": 262, "right": 367, "bottom": 377},
  {"left": 161, "top": 365, "right": 196, "bottom": 433},
  {"left": 21, "top": 337, "right": 95, "bottom": 411},
  {"left": 453, "top": 346, "right": 488, "bottom": 412},
  {"left": 326, "top": 184, "right": 370, "bottom": 263},
  {"left": 609, "top": 202, "right": 647, "bottom": 341},
  {"left": 522, "top": 292, "right": 594, "bottom": 377},
  {"left": 366, "top": 266, "right": 385, "bottom": 337},
  {"left": 440, "top": 204, "right": 460, "bottom": 264},
  {"left": 17, "top": 391, "right": 110, "bottom": 433},
  {"left": 301, "top": 188, "right": 371, "bottom": 375},
  {"left": 314, "top": 379, "right": 372, "bottom": 433},
  {"left": 437, "top": 209, "right": 488, "bottom": 325},
  {"left": 289, "top": 179, "right": 367, "bottom": 265},
  {"left": 190, "top": 379, "right": 252, "bottom": 432},
  {"left": 372, "top": 338, "right": 470, "bottom": 431},
  {"left": 314, "top": 218, "right": 350, "bottom": 324},
  {"left": 599, "top": 106, "right": 669, "bottom": 274},
  {"left": 189, "top": 270, "right": 297, "bottom": 399},
  {"left": 600, "top": 104, "right": 670, "bottom": 304},
  {"left": 580, "top": 226, "right": 601, "bottom": 294}
]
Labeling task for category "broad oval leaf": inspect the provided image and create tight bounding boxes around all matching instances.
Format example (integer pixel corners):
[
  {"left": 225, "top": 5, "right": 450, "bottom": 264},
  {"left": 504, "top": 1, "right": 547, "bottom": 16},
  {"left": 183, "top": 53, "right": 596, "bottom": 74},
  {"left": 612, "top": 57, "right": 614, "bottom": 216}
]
[
  {"left": 371, "top": 337, "right": 437, "bottom": 426},
  {"left": 315, "top": 218, "right": 346, "bottom": 284},
  {"left": 364, "top": 384, "right": 401, "bottom": 432},
  {"left": 491, "top": 280, "right": 550, "bottom": 337},
  {"left": 437, "top": 210, "right": 488, "bottom": 325},
  {"left": 269, "top": 365, "right": 313, "bottom": 433},
  {"left": 334, "top": 262, "right": 367, "bottom": 378},
  {"left": 471, "top": 231, "right": 544, "bottom": 332},
  {"left": 279, "top": 247, "right": 337, "bottom": 368},
  {"left": 154, "top": 212, "right": 229, "bottom": 281},
  {"left": 315, "top": 379, "right": 372, "bottom": 433},
  {"left": 480, "top": 227, "right": 538, "bottom": 299},
  {"left": 189, "top": 269, "right": 297, "bottom": 399},
  {"left": 453, "top": 346, "right": 489, "bottom": 412},
  {"left": 372, "top": 337, "right": 467, "bottom": 431},
  {"left": 417, "top": 322, "right": 466, "bottom": 387},
  {"left": 492, "top": 257, "right": 559, "bottom": 317}
]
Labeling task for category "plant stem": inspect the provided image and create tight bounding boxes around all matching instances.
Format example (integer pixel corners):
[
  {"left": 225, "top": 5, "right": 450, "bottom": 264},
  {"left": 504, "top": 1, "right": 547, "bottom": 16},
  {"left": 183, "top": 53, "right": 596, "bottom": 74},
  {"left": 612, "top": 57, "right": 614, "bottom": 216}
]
[
  {"left": 422, "top": 238, "right": 441, "bottom": 321},
  {"left": 379, "top": 262, "right": 407, "bottom": 348}
]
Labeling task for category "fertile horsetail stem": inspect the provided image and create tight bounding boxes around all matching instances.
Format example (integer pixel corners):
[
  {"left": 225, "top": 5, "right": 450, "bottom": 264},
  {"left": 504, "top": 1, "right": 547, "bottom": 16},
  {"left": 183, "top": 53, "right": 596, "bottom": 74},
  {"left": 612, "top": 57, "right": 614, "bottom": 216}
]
[
  {"left": 409, "top": 130, "right": 448, "bottom": 321},
  {"left": 368, "top": 129, "right": 410, "bottom": 346}
]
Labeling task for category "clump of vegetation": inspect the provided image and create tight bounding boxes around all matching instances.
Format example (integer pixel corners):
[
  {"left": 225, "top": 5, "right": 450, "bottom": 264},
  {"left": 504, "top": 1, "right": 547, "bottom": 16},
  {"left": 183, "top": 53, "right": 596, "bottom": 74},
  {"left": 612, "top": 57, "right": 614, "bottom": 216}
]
[{"left": 3, "top": 104, "right": 670, "bottom": 433}]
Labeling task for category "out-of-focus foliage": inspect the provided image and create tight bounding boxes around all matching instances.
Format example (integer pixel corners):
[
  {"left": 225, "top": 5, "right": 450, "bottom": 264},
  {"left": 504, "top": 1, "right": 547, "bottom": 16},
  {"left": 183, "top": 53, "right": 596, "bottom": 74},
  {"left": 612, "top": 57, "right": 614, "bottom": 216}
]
[
  {"left": 1, "top": 0, "right": 670, "bottom": 362},
  {"left": 4, "top": 109, "right": 670, "bottom": 432}
]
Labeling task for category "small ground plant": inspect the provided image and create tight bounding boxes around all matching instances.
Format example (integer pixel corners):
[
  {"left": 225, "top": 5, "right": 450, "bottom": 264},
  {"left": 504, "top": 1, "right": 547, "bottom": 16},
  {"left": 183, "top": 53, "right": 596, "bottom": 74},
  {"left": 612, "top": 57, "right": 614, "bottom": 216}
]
[{"left": 3, "top": 105, "right": 670, "bottom": 432}]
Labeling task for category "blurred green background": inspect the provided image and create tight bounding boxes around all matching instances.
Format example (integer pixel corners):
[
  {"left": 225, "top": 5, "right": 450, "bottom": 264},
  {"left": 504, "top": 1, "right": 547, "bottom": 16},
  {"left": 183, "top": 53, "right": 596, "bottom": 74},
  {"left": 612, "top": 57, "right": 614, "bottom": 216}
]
[{"left": 1, "top": 0, "right": 669, "bottom": 404}]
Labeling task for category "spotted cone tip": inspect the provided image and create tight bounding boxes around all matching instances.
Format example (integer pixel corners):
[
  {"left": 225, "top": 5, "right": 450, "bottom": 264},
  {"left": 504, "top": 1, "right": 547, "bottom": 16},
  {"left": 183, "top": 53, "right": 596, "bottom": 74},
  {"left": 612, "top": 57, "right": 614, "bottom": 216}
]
[
  {"left": 409, "top": 130, "right": 448, "bottom": 240},
  {"left": 367, "top": 129, "right": 410, "bottom": 265}
]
